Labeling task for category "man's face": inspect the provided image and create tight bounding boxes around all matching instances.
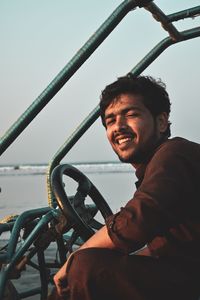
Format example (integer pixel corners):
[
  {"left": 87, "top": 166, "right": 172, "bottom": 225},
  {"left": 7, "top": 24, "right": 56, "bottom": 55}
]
[{"left": 104, "top": 93, "right": 167, "bottom": 166}]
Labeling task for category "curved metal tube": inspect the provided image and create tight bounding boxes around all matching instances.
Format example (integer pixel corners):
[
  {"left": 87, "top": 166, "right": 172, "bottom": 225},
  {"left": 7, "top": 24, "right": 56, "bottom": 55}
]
[
  {"left": 7, "top": 207, "right": 51, "bottom": 261},
  {"left": 0, "top": 0, "right": 139, "bottom": 157},
  {"left": 48, "top": 26, "right": 200, "bottom": 206}
]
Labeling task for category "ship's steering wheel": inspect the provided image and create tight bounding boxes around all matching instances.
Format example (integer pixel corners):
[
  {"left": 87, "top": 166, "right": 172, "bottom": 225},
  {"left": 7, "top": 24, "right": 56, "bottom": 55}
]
[{"left": 51, "top": 164, "right": 113, "bottom": 241}]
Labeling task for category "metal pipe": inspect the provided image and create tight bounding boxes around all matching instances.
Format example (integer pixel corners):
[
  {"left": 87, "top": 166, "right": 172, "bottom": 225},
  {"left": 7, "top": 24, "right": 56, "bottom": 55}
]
[
  {"left": 19, "top": 287, "right": 41, "bottom": 299},
  {"left": 37, "top": 249, "right": 49, "bottom": 300},
  {"left": 47, "top": 27, "right": 200, "bottom": 206},
  {"left": 0, "top": 210, "right": 56, "bottom": 300},
  {"left": 7, "top": 207, "right": 51, "bottom": 261},
  {"left": 47, "top": 26, "right": 200, "bottom": 206},
  {"left": 130, "top": 26, "right": 200, "bottom": 76},
  {"left": 167, "top": 6, "right": 200, "bottom": 22},
  {"left": 0, "top": 0, "right": 139, "bottom": 157},
  {"left": 144, "top": 2, "right": 182, "bottom": 41},
  {"left": 47, "top": 106, "right": 100, "bottom": 207}
]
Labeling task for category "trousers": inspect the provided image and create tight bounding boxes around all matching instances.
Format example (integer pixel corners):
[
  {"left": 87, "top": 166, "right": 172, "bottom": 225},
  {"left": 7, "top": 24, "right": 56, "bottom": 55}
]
[{"left": 48, "top": 248, "right": 200, "bottom": 300}]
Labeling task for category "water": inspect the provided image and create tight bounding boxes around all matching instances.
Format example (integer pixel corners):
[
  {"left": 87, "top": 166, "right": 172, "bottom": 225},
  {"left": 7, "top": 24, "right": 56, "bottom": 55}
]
[
  {"left": 0, "top": 163, "right": 136, "bottom": 220},
  {"left": 0, "top": 163, "right": 136, "bottom": 299}
]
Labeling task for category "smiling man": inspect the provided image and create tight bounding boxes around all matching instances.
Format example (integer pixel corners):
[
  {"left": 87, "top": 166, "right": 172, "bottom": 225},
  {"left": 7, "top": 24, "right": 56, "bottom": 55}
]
[
  {"left": 104, "top": 93, "right": 168, "bottom": 165},
  {"left": 51, "top": 75, "right": 200, "bottom": 300}
]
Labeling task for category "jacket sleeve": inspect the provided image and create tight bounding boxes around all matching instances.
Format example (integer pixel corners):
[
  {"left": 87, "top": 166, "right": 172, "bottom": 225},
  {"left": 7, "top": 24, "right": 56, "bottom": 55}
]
[{"left": 106, "top": 141, "right": 197, "bottom": 254}]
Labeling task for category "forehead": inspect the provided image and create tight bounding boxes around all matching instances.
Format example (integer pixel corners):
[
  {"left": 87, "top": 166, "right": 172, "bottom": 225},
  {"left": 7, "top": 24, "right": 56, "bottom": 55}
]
[{"left": 105, "top": 93, "right": 146, "bottom": 116}]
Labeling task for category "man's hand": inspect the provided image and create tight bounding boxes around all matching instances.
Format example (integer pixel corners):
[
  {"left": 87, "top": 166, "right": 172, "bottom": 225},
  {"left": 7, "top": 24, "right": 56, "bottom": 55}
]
[
  {"left": 53, "top": 252, "right": 74, "bottom": 296},
  {"left": 53, "top": 225, "right": 115, "bottom": 296}
]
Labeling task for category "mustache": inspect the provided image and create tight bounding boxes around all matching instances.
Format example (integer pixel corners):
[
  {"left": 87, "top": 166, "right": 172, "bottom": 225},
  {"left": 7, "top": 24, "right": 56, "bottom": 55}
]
[{"left": 113, "top": 129, "right": 135, "bottom": 139}]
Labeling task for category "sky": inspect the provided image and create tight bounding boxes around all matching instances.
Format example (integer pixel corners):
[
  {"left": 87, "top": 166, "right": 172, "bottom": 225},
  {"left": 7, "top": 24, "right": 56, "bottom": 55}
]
[{"left": 0, "top": 0, "right": 200, "bottom": 165}]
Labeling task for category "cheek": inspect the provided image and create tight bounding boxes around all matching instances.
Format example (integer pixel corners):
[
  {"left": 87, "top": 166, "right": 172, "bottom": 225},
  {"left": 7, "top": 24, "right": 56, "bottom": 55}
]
[
  {"left": 106, "top": 129, "right": 112, "bottom": 143},
  {"left": 132, "top": 122, "right": 144, "bottom": 135},
  {"left": 136, "top": 123, "right": 153, "bottom": 140}
]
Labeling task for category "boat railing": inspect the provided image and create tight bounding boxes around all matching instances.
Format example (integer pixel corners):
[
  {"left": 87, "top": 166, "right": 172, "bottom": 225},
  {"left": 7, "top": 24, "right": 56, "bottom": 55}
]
[
  {"left": 46, "top": 3, "right": 200, "bottom": 207},
  {"left": 0, "top": 1, "right": 200, "bottom": 299},
  {"left": 0, "top": 1, "right": 199, "bottom": 159},
  {"left": 0, "top": 0, "right": 150, "bottom": 157}
]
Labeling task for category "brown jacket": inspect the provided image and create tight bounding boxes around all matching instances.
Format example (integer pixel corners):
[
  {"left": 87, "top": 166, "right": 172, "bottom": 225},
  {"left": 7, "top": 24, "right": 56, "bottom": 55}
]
[{"left": 106, "top": 137, "right": 200, "bottom": 260}]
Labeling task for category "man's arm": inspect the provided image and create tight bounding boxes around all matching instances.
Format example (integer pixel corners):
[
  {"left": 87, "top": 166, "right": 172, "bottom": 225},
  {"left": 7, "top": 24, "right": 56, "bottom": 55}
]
[
  {"left": 53, "top": 225, "right": 116, "bottom": 295},
  {"left": 79, "top": 225, "right": 115, "bottom": 250},
  {"left": 54, "top": 220, "right": 151, "bottom": 295}
]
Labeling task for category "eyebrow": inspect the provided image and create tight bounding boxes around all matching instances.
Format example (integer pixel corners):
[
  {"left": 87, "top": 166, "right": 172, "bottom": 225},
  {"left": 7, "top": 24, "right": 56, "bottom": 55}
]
[{"left": 104, "top": 106, "right": 143, "bottom": 121}]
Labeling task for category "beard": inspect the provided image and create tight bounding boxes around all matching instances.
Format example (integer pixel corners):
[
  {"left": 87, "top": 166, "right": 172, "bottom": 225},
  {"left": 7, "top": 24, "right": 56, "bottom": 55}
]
[
  {"left": 117, "top": 130, "right": 160, "bottom": 165},
  {"left": 118, "top": 146, "right": 153, "bottom": 164}
]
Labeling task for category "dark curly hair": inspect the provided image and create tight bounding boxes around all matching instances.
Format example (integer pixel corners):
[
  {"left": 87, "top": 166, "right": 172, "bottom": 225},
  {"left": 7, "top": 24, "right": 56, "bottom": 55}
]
[{"left": 99, "top": 75, "right": 171, "bottom": 137}]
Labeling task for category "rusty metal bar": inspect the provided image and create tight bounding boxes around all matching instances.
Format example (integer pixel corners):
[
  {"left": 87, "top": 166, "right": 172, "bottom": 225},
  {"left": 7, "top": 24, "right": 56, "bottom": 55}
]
[{"left": 144, "top": 2, "right": 182, "bottom": 41}]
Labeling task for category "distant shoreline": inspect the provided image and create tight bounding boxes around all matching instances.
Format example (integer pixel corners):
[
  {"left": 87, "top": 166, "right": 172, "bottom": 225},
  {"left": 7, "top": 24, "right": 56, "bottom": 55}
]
[{"left": 0, "top": 162, "right": 132, "bottom": 176}]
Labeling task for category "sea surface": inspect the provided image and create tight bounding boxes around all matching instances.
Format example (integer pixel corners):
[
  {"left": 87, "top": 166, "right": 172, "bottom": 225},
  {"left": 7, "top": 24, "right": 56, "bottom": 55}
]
[
  {"left": 0, "top": 163, "right": 136, "bottom": 299},
  {"left": 0, "top": 163, "right": 136, "bottom": 220}
]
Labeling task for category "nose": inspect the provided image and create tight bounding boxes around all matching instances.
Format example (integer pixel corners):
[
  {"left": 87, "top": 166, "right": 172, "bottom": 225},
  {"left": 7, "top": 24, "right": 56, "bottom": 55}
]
[{"left": 114, "top": 115, "right": 128, "bottom": 131}]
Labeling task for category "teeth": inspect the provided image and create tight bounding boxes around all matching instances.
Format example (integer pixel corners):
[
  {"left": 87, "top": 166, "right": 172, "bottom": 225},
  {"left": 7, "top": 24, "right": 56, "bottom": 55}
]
[{"left": 118, "top": 137, "right": 132, "bottom": 145}]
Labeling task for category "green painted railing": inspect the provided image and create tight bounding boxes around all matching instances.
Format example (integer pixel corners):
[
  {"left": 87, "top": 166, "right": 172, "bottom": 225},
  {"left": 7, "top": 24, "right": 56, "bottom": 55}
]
[
  {"left": 0, "top": 2, "right": 200, "bottom": 298},
  {"left": 0, "top": 0, "right": 146, "bottom": 157},
  {"left": 47, "top": 5, "right": 200, "bottom": 207}
]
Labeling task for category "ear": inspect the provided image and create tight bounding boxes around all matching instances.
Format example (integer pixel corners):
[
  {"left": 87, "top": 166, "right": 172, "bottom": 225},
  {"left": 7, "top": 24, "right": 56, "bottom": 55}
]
[{"left": 156, "top": 112, "right": 169, "bottom": 134}]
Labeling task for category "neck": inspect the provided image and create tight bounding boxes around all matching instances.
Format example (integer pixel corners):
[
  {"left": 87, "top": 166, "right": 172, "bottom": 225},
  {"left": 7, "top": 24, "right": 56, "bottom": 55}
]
[{"left": 131, "top": 135, "right": 168, "bottom": 170}]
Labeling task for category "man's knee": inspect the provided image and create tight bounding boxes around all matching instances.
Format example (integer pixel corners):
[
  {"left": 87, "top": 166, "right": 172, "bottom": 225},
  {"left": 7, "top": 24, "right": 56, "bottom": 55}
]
[{"left": 68, "top": 248, "right": 120, "bottom": 282}]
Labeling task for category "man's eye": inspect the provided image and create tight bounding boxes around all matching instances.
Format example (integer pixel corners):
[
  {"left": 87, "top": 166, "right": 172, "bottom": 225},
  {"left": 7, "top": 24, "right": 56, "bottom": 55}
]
[
  {"left": 127, "top": 112, "right": 139, "bottom": 117},
  {"left": 106, "top": 119, "right": 114, "bottom": 126}
]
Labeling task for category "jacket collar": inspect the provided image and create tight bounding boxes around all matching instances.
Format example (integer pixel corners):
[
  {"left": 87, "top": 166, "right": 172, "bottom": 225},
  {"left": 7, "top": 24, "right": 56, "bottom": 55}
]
[{"left": 135, "top": 137, "right": 168, "bottom": 188}]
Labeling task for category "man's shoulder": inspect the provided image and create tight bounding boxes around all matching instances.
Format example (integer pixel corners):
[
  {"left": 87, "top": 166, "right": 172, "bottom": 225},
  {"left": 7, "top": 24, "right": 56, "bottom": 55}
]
[
  {"left": 158, "top": 137, "right": 200, "bottom": 154},
  {"left": 143, "top": 137, "right": 200, "bottom": 178},
  {"left": 152, "top": 137, "right": 200, "bottom": 164}
]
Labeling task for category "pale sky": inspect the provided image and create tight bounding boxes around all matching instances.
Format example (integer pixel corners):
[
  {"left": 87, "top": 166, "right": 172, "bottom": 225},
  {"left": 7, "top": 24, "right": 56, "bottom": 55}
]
[{"left": 0, "top": 0, "right": 200, "bottom": 165}]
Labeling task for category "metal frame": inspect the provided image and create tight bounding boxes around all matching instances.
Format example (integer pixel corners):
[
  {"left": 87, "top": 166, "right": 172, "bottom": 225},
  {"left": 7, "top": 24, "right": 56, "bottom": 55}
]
[{"left": 0, "top": 1, "right": 200, "bottom": 298}]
